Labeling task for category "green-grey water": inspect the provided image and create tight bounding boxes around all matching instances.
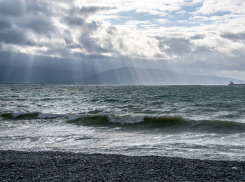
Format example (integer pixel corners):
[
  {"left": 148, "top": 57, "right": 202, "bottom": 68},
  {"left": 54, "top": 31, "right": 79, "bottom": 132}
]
[{"left": 1, "top": 85, "right": 245, "bottom": 161}]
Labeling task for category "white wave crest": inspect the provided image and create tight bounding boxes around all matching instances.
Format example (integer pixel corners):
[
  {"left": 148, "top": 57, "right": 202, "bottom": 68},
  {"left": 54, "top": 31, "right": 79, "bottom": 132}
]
[
  {"left": 37, "top": 113, "right": 62, "bottom": 119},
  {"left": 12, "top": 113, "right": 23, "bottom": 118},
  {"left": 67, "top": 115, "right": 83, "bottom": 121},
  {"left": 108, "top": 115, "right": 144, "bottom": 124}
]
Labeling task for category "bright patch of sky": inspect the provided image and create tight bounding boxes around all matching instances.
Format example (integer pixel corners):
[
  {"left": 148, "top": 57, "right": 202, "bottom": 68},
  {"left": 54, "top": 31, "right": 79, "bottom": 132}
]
[{"left": 102, "top": 2, "right": 236, "bottom": 30}]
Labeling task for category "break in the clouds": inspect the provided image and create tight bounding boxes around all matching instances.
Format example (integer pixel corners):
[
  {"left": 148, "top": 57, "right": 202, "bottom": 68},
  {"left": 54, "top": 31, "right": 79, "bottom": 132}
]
[{"left": 0, "top": 0, "right": 245, "bottom": 79}]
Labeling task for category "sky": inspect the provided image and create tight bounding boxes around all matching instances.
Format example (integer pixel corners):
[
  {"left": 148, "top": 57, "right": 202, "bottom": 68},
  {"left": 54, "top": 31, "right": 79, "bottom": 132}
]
[{"left": 0, "top": 0, "right": 245, "bottom": 80}]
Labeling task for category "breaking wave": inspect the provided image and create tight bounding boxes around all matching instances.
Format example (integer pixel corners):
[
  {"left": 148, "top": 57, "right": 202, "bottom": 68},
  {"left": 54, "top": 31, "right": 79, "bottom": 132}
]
[{"left": 1, "top": 112, "right": 245, "bottom": 134}]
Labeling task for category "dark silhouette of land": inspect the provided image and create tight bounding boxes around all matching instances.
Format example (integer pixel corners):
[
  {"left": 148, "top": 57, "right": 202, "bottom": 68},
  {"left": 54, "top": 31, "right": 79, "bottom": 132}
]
[{"left": 1, "top": 66, "right": 244, "bottom": 85}]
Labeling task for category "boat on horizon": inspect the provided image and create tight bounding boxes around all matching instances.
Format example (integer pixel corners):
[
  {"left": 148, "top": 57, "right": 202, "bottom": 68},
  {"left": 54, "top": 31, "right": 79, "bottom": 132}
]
[{"left": 228, "top": 82, "right": 245, "bottom": 86}]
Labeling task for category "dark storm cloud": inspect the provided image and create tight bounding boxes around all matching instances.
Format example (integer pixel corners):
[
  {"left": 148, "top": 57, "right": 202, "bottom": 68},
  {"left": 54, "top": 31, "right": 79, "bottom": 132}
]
[
  {"left": 19, "top": 16, "right": 56, "bottom": 34},
  {"left": 0, "top": 0, "right": 56, "bottom": 46},
  {"left": 4, "top": 1, "right": 119, "bottom": 60},
  {"left": 0, "top": 21, "right": 11, "bottom": 30},
  {"left": 0, "top": 28, "right": 28, "bottom": 45},
  {"left": 0, "top": 0, "right": 25, "bottom": 17},
  {"left": 0, "top": 0, "right": 119, "bottom": 56}
]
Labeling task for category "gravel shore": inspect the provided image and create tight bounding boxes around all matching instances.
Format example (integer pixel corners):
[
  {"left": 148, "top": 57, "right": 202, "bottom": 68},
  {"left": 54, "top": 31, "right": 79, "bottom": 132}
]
[{"left": 0, "top": 150, "right": 245, "bottom": 181}]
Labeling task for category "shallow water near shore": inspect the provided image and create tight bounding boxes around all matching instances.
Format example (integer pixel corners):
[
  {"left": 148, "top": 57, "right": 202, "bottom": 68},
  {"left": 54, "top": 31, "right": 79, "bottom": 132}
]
[{"left": 1, "top": 85, "right": 245, "bottom": 161}]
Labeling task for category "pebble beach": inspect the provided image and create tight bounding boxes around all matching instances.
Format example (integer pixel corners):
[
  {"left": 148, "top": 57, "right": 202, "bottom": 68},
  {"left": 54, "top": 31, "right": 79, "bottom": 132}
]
[{"left": 1, "top": 150, "right": 245, "bottom": 181}]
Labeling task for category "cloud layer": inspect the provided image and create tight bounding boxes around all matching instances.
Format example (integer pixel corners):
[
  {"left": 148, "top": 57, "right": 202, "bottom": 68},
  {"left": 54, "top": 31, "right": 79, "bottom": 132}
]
[{"left": 0, "top": 0, "right": 245, "bottom": 79}]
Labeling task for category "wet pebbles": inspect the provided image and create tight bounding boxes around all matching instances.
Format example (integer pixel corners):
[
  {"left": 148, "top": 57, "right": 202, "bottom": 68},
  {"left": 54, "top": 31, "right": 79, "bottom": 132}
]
[{"left": 1, "top": 150, "right": 245, "bottom": 181}]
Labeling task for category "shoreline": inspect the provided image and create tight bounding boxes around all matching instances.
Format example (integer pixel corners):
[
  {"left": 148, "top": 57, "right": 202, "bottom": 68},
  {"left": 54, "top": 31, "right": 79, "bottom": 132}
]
[{"left": 1, "top": 150, "right": 245, "bottom": 181}]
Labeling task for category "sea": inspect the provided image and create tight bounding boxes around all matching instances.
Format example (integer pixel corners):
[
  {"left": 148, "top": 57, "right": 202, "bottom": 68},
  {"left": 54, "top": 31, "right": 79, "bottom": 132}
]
[{"left": 1, "top": 85, "right": 245, "bottom": 161}]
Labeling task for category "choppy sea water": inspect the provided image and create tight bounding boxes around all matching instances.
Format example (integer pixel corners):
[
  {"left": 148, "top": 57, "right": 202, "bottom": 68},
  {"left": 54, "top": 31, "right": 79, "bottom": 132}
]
[{"left": 1, "top": 85, "right": 245, "bottom": 161}]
